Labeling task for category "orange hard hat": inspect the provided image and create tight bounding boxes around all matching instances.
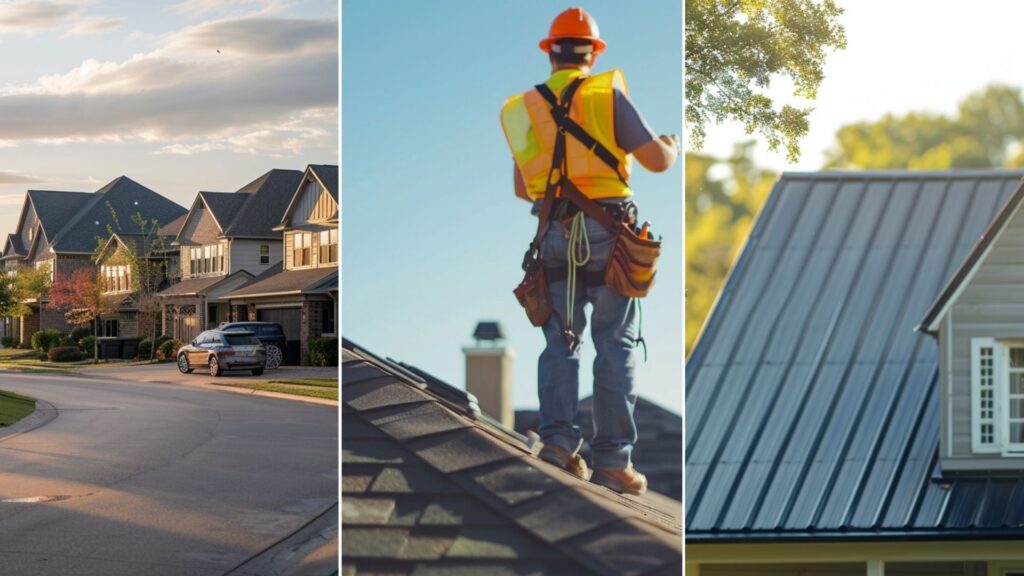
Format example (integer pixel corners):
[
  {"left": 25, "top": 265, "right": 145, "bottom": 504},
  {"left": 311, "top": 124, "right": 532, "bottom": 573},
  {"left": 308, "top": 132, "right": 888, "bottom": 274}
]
[{"left": 539, "top": 7, "right": 606, "bottom": 55}]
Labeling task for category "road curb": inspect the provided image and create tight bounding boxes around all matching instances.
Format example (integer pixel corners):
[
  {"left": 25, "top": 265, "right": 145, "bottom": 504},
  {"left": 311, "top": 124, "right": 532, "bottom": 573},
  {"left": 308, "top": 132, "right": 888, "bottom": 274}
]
[
  {"left": 0, "top": 397, "right": 58, "bottom": 443},
  {"left": 93, "top": 372, "right": 339, "bottom": 407}
]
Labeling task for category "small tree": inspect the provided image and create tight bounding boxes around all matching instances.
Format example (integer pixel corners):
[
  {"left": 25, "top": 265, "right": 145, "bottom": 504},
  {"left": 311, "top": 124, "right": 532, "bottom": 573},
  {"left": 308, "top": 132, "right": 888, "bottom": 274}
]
[
  {"left": 49, "top": 268, "right": 117, "bottom": 363},
  {"left": 10, "top": 262, "right": 52, "bottom": 317}
]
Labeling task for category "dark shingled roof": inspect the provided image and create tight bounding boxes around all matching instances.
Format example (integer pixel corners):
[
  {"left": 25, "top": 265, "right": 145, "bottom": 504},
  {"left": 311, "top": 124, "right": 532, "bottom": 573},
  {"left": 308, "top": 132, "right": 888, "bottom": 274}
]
[
  {"left": 47, "top": 176, "right": 187, "bottom": 254},
  {"left": 3, "top": 234, "right": 24, "bottom": 258},
  {"left": 309, "top": 164, "right": 338, "bottom": 200},
  {"left": 516, "top": 397, "right": 682, "bottom": 502},
  {"left": 343, "top": 339, "right": 682, "bottom": 575},
  {"left": 225, "top": 262, "right": 337, "bottom": 298},
  {"left": 196, "top": 192, "right": 249, "bottom": 233},
  {"left": 687, "top": 170, "right": 1024, "bottom": 542},
  {"left": 26, "top": 190, "right": 92, "bottom": 242},
  {"left": 221, "top": 169, "right": 304, "bottom": 238},
  {"left": 156, "top": 273, "right": 242, "bottom": 297},
  {"left": 156, "top": 212, "right": 188, "bottom": 239}
]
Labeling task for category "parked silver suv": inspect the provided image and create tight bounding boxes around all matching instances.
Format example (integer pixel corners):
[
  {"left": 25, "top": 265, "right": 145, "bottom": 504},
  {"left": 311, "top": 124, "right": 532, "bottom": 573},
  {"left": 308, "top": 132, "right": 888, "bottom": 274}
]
[{"left": 177, "top": 330, "right": 267, "bottom": 377}]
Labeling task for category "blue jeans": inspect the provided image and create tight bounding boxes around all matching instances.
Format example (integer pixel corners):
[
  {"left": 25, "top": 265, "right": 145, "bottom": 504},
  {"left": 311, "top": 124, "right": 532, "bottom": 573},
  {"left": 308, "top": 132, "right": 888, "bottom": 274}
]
[{"left": 537, "top": 214, "right": 639, "bottom": 469}]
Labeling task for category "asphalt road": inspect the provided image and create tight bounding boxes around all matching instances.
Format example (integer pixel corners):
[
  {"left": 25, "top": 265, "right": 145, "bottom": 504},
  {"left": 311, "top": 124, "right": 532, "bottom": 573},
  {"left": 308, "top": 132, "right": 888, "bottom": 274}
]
[{"left": 0, "top": 370, "right": 338, "bottom": 576}]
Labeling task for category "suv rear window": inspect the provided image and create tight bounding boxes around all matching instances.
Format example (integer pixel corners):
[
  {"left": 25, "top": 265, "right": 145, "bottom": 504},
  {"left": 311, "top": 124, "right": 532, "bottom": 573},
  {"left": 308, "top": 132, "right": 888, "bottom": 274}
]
[
  {"left": 258, "top": 325, "right": 283, "bottom": 336},
  {"left": 224, "top": 334, "right": 259, "bottom": 345}
]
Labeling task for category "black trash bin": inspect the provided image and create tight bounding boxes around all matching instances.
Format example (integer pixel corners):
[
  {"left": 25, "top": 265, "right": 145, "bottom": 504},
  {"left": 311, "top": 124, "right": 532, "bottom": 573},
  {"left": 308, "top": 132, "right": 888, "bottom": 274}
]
[
  {"left": 98, "top": 338, "right": 122, "bottom": 360},
  {"left": 121, "top": 339, "right": 139, "bottom": 360}
]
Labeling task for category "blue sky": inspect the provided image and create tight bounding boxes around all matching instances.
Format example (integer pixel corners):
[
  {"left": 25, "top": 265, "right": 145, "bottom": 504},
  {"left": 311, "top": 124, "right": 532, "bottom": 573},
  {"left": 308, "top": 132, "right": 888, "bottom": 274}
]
[
  {"left": 343, "top": 1, "right": 683, "bottom": 413},
  {"left": 0, "top": 0, "right": 337, "bottom": 232}
]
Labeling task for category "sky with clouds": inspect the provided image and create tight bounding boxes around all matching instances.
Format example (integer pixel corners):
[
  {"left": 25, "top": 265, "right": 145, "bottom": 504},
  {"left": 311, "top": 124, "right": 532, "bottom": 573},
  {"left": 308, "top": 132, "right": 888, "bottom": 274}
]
[{"left": 0, "top": 0, "right": 337, "bottom": 232}]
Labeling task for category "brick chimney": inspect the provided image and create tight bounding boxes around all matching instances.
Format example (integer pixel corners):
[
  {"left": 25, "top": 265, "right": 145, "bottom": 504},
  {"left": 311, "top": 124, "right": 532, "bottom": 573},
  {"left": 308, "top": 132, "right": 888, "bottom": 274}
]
[{"left": 463, "top": 321, "right": 515, "bottom": 427}]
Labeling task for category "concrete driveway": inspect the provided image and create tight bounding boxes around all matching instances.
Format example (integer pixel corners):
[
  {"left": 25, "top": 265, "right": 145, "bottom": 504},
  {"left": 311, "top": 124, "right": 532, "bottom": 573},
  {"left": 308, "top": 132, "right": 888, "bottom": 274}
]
[{"left": 0, "top": 370, "right": 337, "bottom": 575}]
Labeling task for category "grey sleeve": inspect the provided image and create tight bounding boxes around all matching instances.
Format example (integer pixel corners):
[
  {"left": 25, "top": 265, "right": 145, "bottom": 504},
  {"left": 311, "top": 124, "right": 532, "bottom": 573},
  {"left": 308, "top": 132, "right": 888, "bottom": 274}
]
[{"left": 613, "top": 89, "right": 658, "bottom": 153}]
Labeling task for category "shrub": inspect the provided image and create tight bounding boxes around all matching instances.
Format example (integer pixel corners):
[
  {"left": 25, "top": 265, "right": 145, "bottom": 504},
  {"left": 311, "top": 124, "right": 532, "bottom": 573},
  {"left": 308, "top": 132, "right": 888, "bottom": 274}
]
[
  {"left": 154, "top": 334, "right": 172, "bottom": 351},
  {"left": 69, "top": 326, "right": 92, "bottom": 343},
  {"left": 157, "top": 339, "right": 182, "bottom": 361},
  {"left": 31, "top": 329, "right": 63, "bottom": 353},
  {"left": 59, "top": 335, "right": 76, "bottom": 347},
  {"left": 137, "top": 339, "right": 152, "bottom": 359},
  {"left": 18, "top": 341, "right": 32, "bottom": 350},
  {"left": 308, "top": 337, "right": 338, "bottom": 367},
  {"left": 1, "top": 336, "right": 17, "bottom": 349},
  {"left": 79, "top": 335, "right": 96, "bottom": 355},
  {"left": 48, "top": 346, "right": 83, "bottom": 362}
]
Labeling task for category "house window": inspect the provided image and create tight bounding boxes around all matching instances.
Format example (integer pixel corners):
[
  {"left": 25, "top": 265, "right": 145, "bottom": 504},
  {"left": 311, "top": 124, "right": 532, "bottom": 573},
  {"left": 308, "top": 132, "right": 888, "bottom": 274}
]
[
  {"left": 102, "top": 319, "right": 118, "bottom": 337},
  {"left": 260, "top": 244, "right": 270, "bottom": 264},
  {"left": 321, "top": 300, "right": 336, "bottom": 335},
  {"left": 319, "top": 229, "right": 338, "bottom": 265},
  {"left": 972, "top": 338, "right": 1024, "bottom": 454},
  {"left": 218, "top": 243, "right": 225, "bottom": 272},
  {"left": 293, "top": 233, "right": 311, "bottom": 267}
]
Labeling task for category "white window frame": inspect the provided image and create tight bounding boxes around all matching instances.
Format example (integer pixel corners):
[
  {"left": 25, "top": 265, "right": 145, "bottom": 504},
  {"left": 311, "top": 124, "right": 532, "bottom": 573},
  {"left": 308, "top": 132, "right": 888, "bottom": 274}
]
[{"left": 971, "top": 337, "right": 1024, "bottom": 456}]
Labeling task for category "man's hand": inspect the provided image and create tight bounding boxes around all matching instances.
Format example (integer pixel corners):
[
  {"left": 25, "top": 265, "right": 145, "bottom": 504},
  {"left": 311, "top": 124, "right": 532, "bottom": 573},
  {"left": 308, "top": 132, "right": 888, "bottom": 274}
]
[{"left": 633, "top": 134, "right": 679, "bottom": 172}]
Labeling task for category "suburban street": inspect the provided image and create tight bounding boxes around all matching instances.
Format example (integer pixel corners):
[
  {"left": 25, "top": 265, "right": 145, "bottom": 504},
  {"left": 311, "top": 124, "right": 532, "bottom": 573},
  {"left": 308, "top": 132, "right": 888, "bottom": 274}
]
[{"left": 0, "top": 369, "right": 338, "bottom": 576}]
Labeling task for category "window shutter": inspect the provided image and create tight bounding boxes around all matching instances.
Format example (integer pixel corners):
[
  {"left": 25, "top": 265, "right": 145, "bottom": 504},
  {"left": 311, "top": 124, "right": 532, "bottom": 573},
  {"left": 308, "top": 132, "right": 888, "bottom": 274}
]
[{"left": 972, "top": 337, "right": 999, "bottom": 453}]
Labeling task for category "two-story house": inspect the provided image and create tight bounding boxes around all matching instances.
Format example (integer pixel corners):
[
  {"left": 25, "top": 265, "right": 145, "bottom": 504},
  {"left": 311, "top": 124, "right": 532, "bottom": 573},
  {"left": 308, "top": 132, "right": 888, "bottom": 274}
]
[
  {"left": 93, "top": 212, "right": 187, "bottom": 339},
  {"left": 687, "top": 171, "right": 1024, "bottom": 576},
  {"left": 225, "top": 164, "right": 338, "bottom": 365},
  {"left": 157, "top": 168, "right": 303, "bottom": 345},
  {"left": 0, "top": 177, "right": 186, "bottom": 344}
]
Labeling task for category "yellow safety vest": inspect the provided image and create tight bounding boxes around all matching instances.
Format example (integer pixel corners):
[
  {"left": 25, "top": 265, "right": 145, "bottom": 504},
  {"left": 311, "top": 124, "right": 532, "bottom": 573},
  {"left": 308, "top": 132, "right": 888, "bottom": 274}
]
[{"left": 501, "top": 68, "right": 633, "bottom": 201}]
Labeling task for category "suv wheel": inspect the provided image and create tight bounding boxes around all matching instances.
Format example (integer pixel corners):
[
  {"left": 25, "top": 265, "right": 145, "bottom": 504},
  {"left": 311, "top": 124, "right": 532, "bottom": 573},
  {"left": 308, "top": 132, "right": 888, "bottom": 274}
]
[
  {"left": 209, "top": 355, "right": 223, "bottom": 377},
  {"left": 265, "top": 344, "right": 283, "bottom": 369},
  {"left": 177, "top": 354, "right": 193, "bottom": 374}
]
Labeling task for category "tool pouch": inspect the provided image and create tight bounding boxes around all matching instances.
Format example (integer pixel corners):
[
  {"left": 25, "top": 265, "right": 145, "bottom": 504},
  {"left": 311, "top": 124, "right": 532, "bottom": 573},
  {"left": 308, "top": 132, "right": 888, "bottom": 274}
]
[
  {"left": 605, "top": 223, "right": 661, "bottom": 298},
  {"left": 514, "top": 254, "right": 552, "bottom": 327}
]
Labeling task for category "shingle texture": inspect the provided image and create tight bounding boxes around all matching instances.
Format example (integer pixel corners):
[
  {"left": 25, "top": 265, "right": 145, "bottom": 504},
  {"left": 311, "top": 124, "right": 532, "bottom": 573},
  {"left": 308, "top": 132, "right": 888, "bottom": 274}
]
[
  {"left": 686, "top": 170, "right": 1024, "bottom": 541},
  {"left": 26, "top": 190, "right": 92, "bottom": 242},
  {"left": 343, "top": 339, "right": 682, "bottom": 575},
  {"left": 156, "top": 274, "right": 236, "bottom": 297},
  {"left": 48, "top": 177, "right": 187, "bottom": 253},
  {"left": 516, "top": 396, "right": 682, "bottom": 501},
  {"left": 226, "top": 262, "right": 337, "bottom": 297},
  {"left": 222, "top": 169, "right": 304, "bottom": 238}
]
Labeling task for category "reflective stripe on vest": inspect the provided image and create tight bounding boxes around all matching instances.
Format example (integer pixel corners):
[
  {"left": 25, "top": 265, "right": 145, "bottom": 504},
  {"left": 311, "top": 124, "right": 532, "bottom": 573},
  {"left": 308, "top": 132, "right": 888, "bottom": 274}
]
[{"left": 501, "top": 69, "right": 632, "bottom": 201}]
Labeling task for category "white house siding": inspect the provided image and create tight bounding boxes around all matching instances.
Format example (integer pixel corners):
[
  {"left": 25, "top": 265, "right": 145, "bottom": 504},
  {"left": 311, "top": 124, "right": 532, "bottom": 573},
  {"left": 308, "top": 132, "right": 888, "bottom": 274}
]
[
  {"left": 944, "top": 200, "right": 1024, "bottom": 469},
  {"left": 229, "top": 239, "right": 281, "bottom": 276}
]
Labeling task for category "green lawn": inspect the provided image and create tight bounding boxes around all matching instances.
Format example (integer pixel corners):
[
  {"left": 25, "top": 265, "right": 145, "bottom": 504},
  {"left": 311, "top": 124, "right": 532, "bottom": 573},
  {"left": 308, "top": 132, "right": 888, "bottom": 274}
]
[
  {"left": 0, "top": 390, "right": 35, "bottom": 427},
  {"left": 214, "top": 380, "right": 339, "bottom": 401}
]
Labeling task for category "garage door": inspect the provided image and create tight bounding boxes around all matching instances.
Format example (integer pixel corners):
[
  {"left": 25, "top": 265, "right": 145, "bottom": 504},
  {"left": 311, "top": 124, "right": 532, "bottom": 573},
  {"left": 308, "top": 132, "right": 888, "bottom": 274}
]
[{"left": 257, "top": 308, "right": 301, "bottom": 341}]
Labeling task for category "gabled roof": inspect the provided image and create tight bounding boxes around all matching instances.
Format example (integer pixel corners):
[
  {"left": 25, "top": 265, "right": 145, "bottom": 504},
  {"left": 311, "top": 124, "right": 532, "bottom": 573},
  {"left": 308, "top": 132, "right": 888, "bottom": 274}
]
[
  {"left": 2, "top": 234, "right": 25, "bottom": 259},
  {"left": 96, "top": 233, "right": 166, "bottom": 264},
  {"left": 919, "top": 177, "right": 1024, "bottom": 333},
  {"left": 198, "top": 192, "right": 249, "bottom": 232},
  {"left": 516, "top": 397, "right": 682, "bottom": 501},
  {"left": 276, "top": 164, "right": 340, "bottom": 231},
  {"left": 156, "top": 270, "right": 252, "bottom": 297},
  {"left": 224, "top": 262, "right": 337, "bottom": 299},
  {"left": 686, "top": 170, "right": 1024, "bottom": 542},
  {"left": 222, "top": 169, "right": 304, "bottom": 238},
  {"left": 343, "top": 339, "right": 682, "bottom": 574},
  {"left": 24, "top": 190, "right": 92, "bottom": 243},
  {"left": 156, "top": 213, "right": 188, "bottom": 239}
]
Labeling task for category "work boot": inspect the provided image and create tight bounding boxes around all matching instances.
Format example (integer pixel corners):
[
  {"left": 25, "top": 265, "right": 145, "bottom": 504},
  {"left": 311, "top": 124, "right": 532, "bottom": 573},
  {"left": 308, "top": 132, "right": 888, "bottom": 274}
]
[
  {"left": 591, "top": 465, "right": 648, "bottom": 495},
  {"left": 538, "top": 443, "right": 591, "bottom": 480}
]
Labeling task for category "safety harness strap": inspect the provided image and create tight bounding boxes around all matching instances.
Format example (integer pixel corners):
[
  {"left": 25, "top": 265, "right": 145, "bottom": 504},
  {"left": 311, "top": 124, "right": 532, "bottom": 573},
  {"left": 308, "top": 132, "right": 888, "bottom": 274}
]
[{"left": 534, "top": 82, "right": 626, "bottom": 184}]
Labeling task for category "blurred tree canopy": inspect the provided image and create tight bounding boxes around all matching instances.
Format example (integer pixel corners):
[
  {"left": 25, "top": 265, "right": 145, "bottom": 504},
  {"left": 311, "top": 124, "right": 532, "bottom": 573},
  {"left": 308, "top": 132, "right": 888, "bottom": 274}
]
[
  {"left": 686, "top": 0, "right": 846, "bottom": 162},
  {"left": 827, "top": 84, "right": 1024, "bottom": 169},
  {"left": 686, "top": 142, "right": 775, "bottom": 355}
]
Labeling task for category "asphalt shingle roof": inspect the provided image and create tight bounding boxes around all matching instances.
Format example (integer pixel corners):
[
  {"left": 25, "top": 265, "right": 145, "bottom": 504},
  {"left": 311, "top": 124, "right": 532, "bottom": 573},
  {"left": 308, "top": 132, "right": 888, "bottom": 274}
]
[
  {"left": 156, "top": 274, "right": 238, "bottom": 297},
  {"left": 309, "top": 164, "right": 338, "bottom": 200},
  {"left": 225, "top": 262, "right": 337, "bottom": 298},
  {"left": 26, "top": 190, "right": 92, "bottom": 243},
  {"left": 222, "top": 169, "right": 304, "bottom": 238},
  {"left": 516, "top": 397, "right": 682, "bottom": 502},
  {"left": 343, "top": 339, "right": 682, "bottom": 575},
  {"left": 156, "top": 212, "right": 188, "bottom": 239},
  {"left": 4, "top": 234, "right": 24, "bottom": 257},
  {"left": 195, "top": 192, "right": 249, "bottom": 234},
  {"left": 686, "top": 170, "right": 1024, "bottom": 542},
  {"left": 47, "top": 177, "right": 187, "bottom": 254}
]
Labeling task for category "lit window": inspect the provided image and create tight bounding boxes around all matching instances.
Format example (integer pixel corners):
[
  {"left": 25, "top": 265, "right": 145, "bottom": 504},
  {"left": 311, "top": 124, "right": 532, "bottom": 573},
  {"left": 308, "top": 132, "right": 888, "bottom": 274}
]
[
  {"left": 260, "top": 244, "right": 270, "bottom": 265},
  {"left": 318, "top": 229, "right": 338, "bottom": 264}
]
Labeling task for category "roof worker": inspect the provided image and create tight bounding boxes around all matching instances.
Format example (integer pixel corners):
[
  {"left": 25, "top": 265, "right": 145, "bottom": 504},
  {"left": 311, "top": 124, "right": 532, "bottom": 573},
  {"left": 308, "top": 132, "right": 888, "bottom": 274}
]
[{"left": 501, "top": 7, "right": 678, "bottom": 496}]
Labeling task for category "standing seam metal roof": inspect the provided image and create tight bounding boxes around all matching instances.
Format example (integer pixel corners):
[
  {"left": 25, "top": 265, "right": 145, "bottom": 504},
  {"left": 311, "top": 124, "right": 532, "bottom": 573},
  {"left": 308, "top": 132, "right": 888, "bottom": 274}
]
[{"left": 686, "top": 170, "right": 1024, "bottom": 541}]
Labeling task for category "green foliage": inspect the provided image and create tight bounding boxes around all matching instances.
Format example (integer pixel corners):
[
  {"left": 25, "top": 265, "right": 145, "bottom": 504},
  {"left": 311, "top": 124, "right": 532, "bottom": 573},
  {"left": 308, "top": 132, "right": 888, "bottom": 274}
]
[
  {"left": 8, "top": 263, "right": 52, "bottom": 317},
  {"left": 158, "top": 339, "right": 182, "bottom": 361},
  {"left": 686, "top": 0, "right": 846, "bottom": 161},
  {"left": 31, "top": 329, "right": 63, "bottom": 354},
  {"left": 1, "top": 336, "right": 18, "bottom": 349},
  {"left": 686, "top": 143, "right": 775, "bottom": 356},
  {"left": 48, "top": 346, "right": 83, "bottom": 363},
  {"left": 79, "top": 335, "right": 96, "bottom": 355},
  {"left": 137, "top": 339, "right": 152, "bottom": 359},
  {"left": 70, "top": 326, "right": 92, "bottom": 343},
  {"left": 308, "top": 337, "right": 338, "bottom": 367},
  {"left": 828, "top": 84, "right": 1024, "bottom": 169}
]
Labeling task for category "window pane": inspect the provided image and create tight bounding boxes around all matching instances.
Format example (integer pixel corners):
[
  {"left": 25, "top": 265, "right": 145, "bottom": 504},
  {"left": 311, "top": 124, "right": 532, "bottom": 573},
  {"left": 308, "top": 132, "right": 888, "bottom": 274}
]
[
  {"left": 1012, "top": 399, "right": 1024, "bottom": 419},
  {"left": 1013, "top": 373, "right": 1024, "bottom": 396},
  {"left": 1012, "top": 348, "right": 1024, "bottom": 368},
  {"left": 1012, "top": 423, "right": 1024, "bottom": 444},
  {"left": 224, "top": 334, "right": 259, "bottom": 345}
]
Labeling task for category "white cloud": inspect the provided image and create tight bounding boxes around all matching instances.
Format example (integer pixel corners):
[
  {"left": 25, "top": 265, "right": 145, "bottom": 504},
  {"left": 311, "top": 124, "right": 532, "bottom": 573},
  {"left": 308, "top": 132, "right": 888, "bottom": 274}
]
[
  {"left": 170, "top": 0, "right": 288, "bottom": 18},
  {"left": 0, "top": 15, "right": 339, "bottom": 155},
  {"left": 0, "top": 170, "right": 41, "bottom": 184},
  {"left": 0, "top": 1, "right": 119, "bottom": 35}
]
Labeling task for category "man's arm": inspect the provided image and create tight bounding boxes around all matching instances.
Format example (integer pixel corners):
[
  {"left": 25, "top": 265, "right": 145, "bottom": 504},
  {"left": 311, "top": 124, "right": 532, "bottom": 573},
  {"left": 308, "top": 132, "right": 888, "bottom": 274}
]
[
  {"left": 514, "top": 163, "right": 530, "bottom": 201},
  {"left": 632, "top": 134, "right": 679, "bottom": 173},
  {"left": 614, "top": 90, "right": 679, "bottom": 173}
]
